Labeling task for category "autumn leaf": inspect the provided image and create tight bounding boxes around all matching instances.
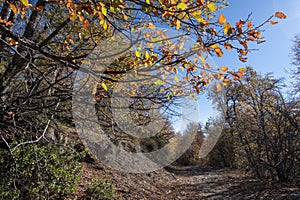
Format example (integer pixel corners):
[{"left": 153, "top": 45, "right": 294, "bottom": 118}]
[
  {"left": 275, "top": 11, "right": 287, "bottom": 19},
  {"left": 214, "top": 47, "right": 223, "bottom": 57},
  {"left": 21, "top": 0, "right": 29, "bottom": 7},
  {"left": 8, "top": 3, "right": 19, "bottom": 14},
  {"left": 135, "top": 50, "right": 141, "bottom": 58},
  {"left": 218, "top": 14, "right": 226, "bottom": 25},
  {"left": 224, "top": 23, "right": 232, "bottom": 35},
  {"left": 176, "top": 19, "right": 181, "bottom": 30},
  {"left": 239, "top": 49, "right": 248, "bottom": 56},
  {"left": 239, "top": 40, "right": 248, "bottom": 50},
  {"left": 239, "top": 56, "right": 247, "bottom": 62},
  {"left": 207, "top": 2, "right": 217, "bottom": 12},
  {"left": 148, "top": 23, "right": 156, "bottom": 29},
  {"left": 247, "top": 21, "right": 252, "bottom": 29},
  {"left": 220, "top": 66, "right": 228, "bottom": 72},
  {"left": 8, "top": 38, "right": 18, "bottom": 46},
  {"left": 101, "top": 82, "right": 108, "bottom": 91},
  {"left": 84, "top": 19, "right": 89, "bottom": 28},
  {"left": 177, "top": 2, "right": 187, "bottom": 10},
  {"left": 216, "top": 83, "right": 222, "bottom": 91},
  {"left": 222, "top": 79, "right": 230, "bottom": 86},
  {"left": 224, "top": 42, "right": 232, "bottom": 50},
  {"left": 35, "top": 5, "right": 45, "bottom": 11},
  {"left": 101, "top": 6, "right": 107, "bottom": 16},
  {"left": 69, "top": 13, "right": 77, "bottom": 21},
  {"left": 269, "top": 20, "right": 278, "bottom": 25}
]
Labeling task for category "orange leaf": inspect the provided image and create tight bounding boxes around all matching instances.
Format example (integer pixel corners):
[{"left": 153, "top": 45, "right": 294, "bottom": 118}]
[
  {"left": 216, "top": 83, "right": 222, "bottom": 91},
  {"left": 239, "top": 40, "right": 248, "bottom": 50},
  {"left": 275, "top": 11, "right": 287, "bottom": 19},
  {"left": 247, "top": 21, "right": 252, "bottom": 29},
  {"left": 269, "top": 20, "right": 278, "bottom": 25},
  {"left": 218, "top": 14, "right": 226, "bottom": 25},
  {"left": 214, "top": 47, "right": 223, "bottom": 57},
  {"left": 239, "top": 49, "right": 248, "bottom": 56},
  {"left": 35, "top": 5, "right": 45, "bottom": 11},
  {"left": 8, "top": 3, "right": 19, "bottom": 14},
  {"left": 254, "top": 31, "right": 261, "bottom": 39},
  {"left": 148, "top": 23, "right": 156, "bottom": 29},
  {"left": 84, "top": 19, "right": 89, "bottom": 28},
  {"left": 220, "top": 66, "right": 228, "bottom": 71}
]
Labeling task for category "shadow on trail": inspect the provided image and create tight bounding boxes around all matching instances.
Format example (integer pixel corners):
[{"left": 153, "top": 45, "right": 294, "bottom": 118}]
[
  {"left": 165, "top": 165, "right": 222, "bottom": 176},
  {"left": 164, "top": 165, "right": 299, "bottom": 199}
]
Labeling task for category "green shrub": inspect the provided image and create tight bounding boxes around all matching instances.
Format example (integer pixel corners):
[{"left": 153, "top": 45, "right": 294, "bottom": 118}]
[
  {"left": 0, "top": 143, "right": 83, "bottom": 199},
  {"left": 84, "top": 179, "right": 121, "bottom": 200}
]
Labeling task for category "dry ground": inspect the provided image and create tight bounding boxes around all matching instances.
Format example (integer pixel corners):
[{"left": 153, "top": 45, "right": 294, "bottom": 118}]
[{"left": 74, "top": 161, "right": 300, "bottom": 200}]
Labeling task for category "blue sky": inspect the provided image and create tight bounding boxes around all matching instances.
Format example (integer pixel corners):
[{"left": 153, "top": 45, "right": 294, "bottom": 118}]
[
  {"left": 197, "top": 0, "right": 300, "bottom": 123},
  {"left": 215, "top": 0, "right": 300, "bottom": 81}
]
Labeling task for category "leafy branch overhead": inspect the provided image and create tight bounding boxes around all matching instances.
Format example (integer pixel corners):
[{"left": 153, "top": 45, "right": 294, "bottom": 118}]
[{"left": 0, "top": 0, "right": 286, "bottom": 97}]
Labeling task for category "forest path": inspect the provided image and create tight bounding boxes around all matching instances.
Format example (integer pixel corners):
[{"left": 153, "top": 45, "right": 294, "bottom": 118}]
[
  {"left": 78, "top": 162, "right": 299, "bottom": 200},
  {"left": 163, "top": 165, "right": 298, "bottom": 200}
]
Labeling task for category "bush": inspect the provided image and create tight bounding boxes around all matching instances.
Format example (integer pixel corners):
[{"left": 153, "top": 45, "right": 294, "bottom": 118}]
[
  {"left": 84, "top": 179, "right": 121, "bottom": 200},
  {"left": 0, "top": 143, "right": 82, "bottom": 199}
]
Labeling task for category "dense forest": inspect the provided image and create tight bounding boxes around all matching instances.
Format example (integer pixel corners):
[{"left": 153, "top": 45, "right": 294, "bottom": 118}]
[{"left": 0, "top": 0, "right": 299, "bottom": 199}]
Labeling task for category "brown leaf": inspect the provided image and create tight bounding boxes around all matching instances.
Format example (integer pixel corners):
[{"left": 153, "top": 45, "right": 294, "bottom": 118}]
[
  {"left": 269, "top": 20, "right": 278, "bottom": 25},
  {"left": 275, "top": 11, "right": 287, "bottom": 19},
  {"left": 247, "top": 21, "right": 252, "bottom": 29},
  {"left": 239, "top": 49, "right": 248, "bottom": 56},
  {"left": 239, "top": 56, "right": 247, "bottom": 62},
  {"left": 224, "top": 42, "right": 232, "bottom": 50}
]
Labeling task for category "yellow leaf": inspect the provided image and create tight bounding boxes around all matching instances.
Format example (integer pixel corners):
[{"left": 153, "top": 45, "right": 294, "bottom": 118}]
[
  {"left": 177, "top": 3, "right": 187, "bottom": 10},
  {"left": 156, "top": 79, "right": 163, "bottom": 85},
  {"left": 275, "top": 11, "right": 287, "bottom": 19},
  {"left": 69, "top": 13, "right": 77, "bottom": 21},
  {"left": 199, "top": 56, "right": 205, "bottom": 63},
  {"left": 99, "top": 2, "right": 105, "bottom": 7},
  {"left": 101, "top": 6, "right": 107, "bottom": 16},
  {"left": 145, "top": 51, "right": 150, "bottom": 60},
  {"left": 101, "top": 82, "right": 108, "bottom": 91},
  {"left": 239, "top": 67, "right": 247, "bottom": 71},
  {"left": 168, "top": 93, "right": 172, "bottom": 101},
  {"left": 207, "top": 2, "right": 217, "bottom": 12},
  {"left": 176, "top": 19, "right": 181, "bottom": 30},
  {"left": 102, "top": 21, "right": 108, "bottom": 30},
  {"left": 224, "top": 23, "right": 232, "bottom": 35},
  {"left": 220, "top": 66, "right": 228, "bottom": 72},
  {"left": 174, "top": 76, "right": 179, "bottom": 82},
  {"left": 146, "top": 0, "right": 150, "bottom": 4},
  {"left": 21, "top": 0, "right": 29, "bottom": 7},
  {"left": 214, "top": 48, "right": 223, "bottom": 57},
  {"left": 222, "top": 79, "right": 230, "bottom": 86},
  {"left": 210, "top": 44, "right": 219, "bottom": 49},
  {"left": 218, "top": 14, "right": 226, "bottom": 25},
  {"left": 135, "top": 50, "right": 141, "bottom": 58}
]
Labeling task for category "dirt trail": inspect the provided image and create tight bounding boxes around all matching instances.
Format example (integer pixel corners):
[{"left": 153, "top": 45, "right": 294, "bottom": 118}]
[{"left": 78, "top": 162, "right": 300, "bottom": 200}]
